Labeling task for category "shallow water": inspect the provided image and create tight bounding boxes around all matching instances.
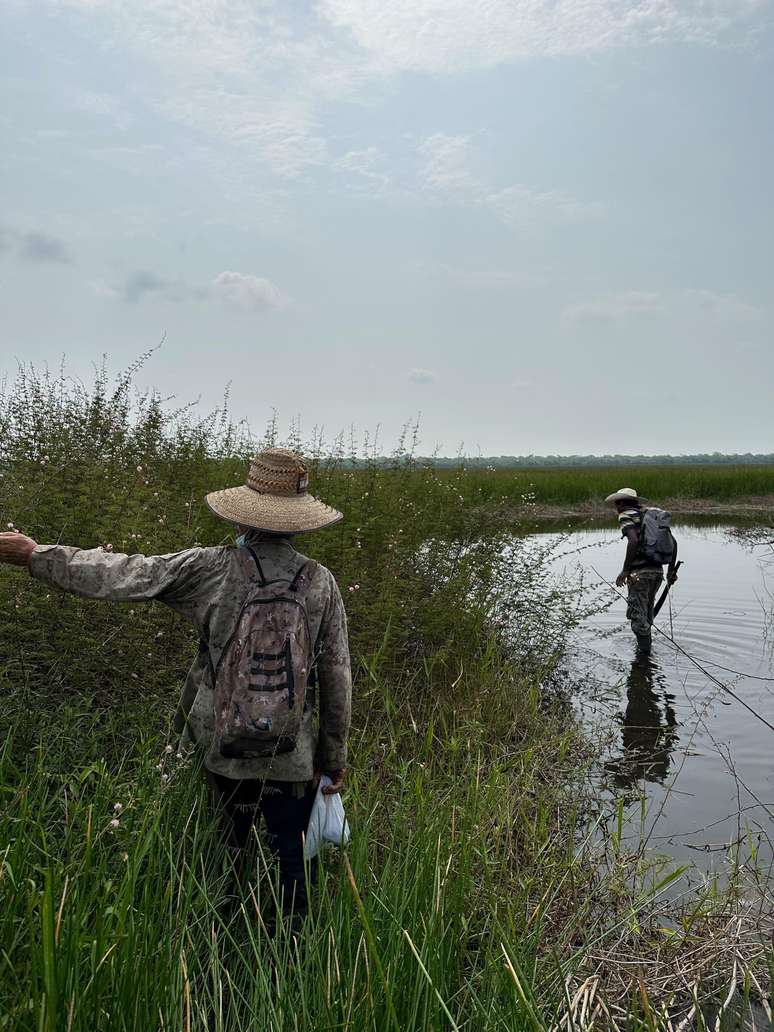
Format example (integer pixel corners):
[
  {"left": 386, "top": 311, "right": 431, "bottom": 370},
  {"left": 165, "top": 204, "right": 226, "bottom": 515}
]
[{"left": 544, "top": 521, "right": 774, "bottom": 877}]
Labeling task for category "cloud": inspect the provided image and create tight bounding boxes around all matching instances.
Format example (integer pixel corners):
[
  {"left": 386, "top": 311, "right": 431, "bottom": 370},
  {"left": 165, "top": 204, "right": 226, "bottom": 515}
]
[
  {"left": 212, "top": 271, "right": 288, "bottom": 311},
  {"left": 484, "top": 185, "right": 604, "bottom": 226},
  {"left": 415, "top": 133, "right": 601, "bottom": 227},
  {"left": 0, "top": 226, "right": 71, "bottom": 264},
  {"left": 335, "top": 147, "right": 391, "bottom": 194},
  {"left": 20, "top": 232, "right": 71, "bottom": 263},
  {"left": 417, "top": 133, "right": 477, "bottom": 193},
  {"left": 45, "top": 1, "right": 356, "bottom": 178},
  {"left": 42, "top": 0, "right": 762, "bottom": 191},
  {"left": 321, "top": 0, "right": 766, "bottom": 74},
  {"left": 562, "top": 287, "right": 764, "bottom": 329},
  {"left": 93, "top": 268, "right": 287, "bottom": 310},
  {"left": 117, "top": 270, "right": 188, "bottom": 303},
  {"left": 407, "top": 367, "right": 436, "bottom": 384},
  {"left": 563, "top": 291, "right": 664, "bottom": 325}
]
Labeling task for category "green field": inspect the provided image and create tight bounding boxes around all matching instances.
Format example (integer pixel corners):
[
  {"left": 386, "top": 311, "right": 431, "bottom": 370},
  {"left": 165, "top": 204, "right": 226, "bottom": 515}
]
[{"left": 0, "top": 363, "right": 770, "bottom": 1030}]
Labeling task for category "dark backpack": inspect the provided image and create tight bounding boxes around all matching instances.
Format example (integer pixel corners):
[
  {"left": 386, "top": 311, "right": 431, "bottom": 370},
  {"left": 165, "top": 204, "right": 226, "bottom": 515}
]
[
  {"left": 638, "top": 507, "right": 676, "bottom": 566},
  {"left": 212, "top": 548, "right": 318, "bottom": 759}
]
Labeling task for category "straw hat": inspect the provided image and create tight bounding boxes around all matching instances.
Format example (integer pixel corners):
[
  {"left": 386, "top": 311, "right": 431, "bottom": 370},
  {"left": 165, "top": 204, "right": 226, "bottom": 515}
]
[
  {"left": 604, "top": 487, "right": 646, "bottom": 506},
  {"left": 206, "top": 448, "right": 343, "bottom": 534}
]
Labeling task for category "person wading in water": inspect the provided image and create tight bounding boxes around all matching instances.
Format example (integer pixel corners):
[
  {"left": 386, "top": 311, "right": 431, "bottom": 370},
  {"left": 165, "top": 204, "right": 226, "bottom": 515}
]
[
  {"left": 0, "top": 447, "right": 352, "bottom": 932},
  {"left": 605, "top": 487, "right": 678, "bottom": 654}
]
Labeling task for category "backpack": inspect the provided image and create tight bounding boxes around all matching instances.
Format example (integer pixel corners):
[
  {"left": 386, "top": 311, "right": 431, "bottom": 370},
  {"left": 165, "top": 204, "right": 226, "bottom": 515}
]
[
  {"left": 212, "top": 548, "right": 318, "bottom": 760},
  {"left": 638, "top": 507, "right": 676, "bottom": 567}
]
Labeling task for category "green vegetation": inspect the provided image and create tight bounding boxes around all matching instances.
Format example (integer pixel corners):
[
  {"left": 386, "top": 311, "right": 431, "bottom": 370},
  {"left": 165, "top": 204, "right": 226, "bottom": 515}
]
[
  {"left": 1, "top": 361, "right": 770, "bottom": 1030},
  {"left": 416, "top": 454, "right": 774, "bottom": 469},
  {"left": 449, "top": 465, "right": 774, "bottom": 509}
]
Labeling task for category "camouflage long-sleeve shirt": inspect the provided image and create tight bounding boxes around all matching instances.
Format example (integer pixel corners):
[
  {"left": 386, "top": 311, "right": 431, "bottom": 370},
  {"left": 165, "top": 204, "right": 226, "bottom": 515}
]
[{"left": 29, "top": 535, "right": 352, "bottom": 781}]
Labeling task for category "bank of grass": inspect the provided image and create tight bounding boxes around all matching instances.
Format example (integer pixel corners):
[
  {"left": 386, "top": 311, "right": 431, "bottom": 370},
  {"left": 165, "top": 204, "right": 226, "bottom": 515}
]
[
  {"left": 448, "top": 465, "right": 774, "bottom": 513},
  {"left": 0, "top": 361, "right": 771, "bottom": 1030}
]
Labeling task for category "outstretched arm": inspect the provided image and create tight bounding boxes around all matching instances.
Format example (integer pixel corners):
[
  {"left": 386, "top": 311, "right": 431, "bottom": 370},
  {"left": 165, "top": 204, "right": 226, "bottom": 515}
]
[
  {"left": 0, "top": 532, "right": 37, "bottom": 567},
  {"left": 0, "top": 531, "right": 224, "bottom": 624}
]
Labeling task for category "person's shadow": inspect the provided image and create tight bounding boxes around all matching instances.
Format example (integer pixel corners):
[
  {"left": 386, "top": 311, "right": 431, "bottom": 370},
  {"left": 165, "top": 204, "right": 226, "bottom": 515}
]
[{"left": 605, "top": 653, "right": 679, "bottom": 788}]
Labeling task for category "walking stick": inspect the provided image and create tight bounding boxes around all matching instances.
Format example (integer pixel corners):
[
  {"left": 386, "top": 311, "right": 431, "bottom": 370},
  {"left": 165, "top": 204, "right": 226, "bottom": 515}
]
[{"left": 653, "top": 560, "right": 682, "bottom": 619}]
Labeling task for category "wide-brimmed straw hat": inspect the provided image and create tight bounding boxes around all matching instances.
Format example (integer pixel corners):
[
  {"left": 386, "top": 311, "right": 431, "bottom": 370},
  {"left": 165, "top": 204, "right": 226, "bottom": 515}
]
[
  {"left": 604, "top": 487, "right": 647, "bottom": 506},
  {"left": 206, "top": 448, "right": 343, "bottom": 534}
]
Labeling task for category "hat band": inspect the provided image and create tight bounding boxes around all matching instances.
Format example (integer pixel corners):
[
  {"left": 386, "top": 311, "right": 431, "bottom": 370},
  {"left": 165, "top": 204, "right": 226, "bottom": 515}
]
[{"left": 246, "top": 476, "right": 307, "bottom": 497}]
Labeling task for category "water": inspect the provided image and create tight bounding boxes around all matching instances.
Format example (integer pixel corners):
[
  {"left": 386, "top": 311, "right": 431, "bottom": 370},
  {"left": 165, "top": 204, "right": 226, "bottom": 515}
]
[{"left": 546, "top": 521, "right": 774, "bottom": 876}]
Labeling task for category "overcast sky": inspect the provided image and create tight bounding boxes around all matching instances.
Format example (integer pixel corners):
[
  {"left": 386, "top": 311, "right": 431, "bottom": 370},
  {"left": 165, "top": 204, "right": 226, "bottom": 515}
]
[{"left": 2, "top": 1, "right": 773, "bottom": 455}]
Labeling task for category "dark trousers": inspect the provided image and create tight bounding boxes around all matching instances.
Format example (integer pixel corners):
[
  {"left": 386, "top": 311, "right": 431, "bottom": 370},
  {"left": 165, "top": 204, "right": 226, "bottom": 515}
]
[{"left": 210, "top": 774, "right": 317, "bottom": 918}]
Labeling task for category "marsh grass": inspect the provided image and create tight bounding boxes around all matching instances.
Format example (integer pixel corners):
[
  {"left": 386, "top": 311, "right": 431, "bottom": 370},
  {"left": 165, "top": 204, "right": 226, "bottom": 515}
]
[
  {"left": 0, "top": 360, "right": 771, "bottom": 1030},
  {"left": 446, "top": 466, "right": 774, "bottom": 511}
]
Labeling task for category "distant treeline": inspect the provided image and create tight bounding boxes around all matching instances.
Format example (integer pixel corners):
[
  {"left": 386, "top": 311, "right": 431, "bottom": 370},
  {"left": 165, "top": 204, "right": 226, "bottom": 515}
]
[{"left": 348, "top": 453, "right": 774, "bottom": 469}]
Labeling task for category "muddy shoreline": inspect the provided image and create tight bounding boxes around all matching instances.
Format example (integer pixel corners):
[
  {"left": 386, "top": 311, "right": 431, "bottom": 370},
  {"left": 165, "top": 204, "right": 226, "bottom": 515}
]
[{"left": 520, "top": 495, "right": 774, "bottom": 522}]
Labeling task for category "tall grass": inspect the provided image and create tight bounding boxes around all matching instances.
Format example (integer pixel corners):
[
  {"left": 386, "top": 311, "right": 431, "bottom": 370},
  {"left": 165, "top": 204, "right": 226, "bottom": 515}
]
[
  {"left": 0, "top": 360, "right": 770, "bottom": 1030},
  {"left": 449, "top": 465, "right": 774, "bottom": 509},
  {"left": 0, "top": 683, "right": 597, "bottom": 1031}
]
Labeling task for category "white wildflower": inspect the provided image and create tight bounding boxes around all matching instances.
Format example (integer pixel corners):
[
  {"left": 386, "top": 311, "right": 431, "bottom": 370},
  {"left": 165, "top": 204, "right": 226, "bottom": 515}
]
[
  {"left": 113, "top": 802, "right": 123, "bottom": 813},
  {"left": 110, "top": 818, "right": 120, "bottom": 829}
]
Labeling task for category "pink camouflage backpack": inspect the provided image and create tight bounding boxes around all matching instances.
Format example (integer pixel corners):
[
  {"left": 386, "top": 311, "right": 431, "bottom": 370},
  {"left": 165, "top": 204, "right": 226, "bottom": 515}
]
[{"left": 213, "top": 547, "right": 319, "bottom": 759}]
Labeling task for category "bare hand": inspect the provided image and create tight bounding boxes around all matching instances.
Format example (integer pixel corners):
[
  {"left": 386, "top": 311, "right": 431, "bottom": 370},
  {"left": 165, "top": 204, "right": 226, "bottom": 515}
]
[
  {"left": 0, "top": 532, "right": 38, "bottom": 567},
  {"left": 667, "top": 569, "right": 678, "bottom": 585},
  {"left": 615, "top": 571, "right": 628, "bottom": 588},
  {"left": 319, "top": 769, "right": 346, "bottom": 795}
]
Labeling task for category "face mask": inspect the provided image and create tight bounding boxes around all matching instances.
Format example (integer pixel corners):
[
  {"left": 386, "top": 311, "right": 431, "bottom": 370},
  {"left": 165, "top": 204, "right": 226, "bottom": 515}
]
[{"left": 235, "top": 533, "right": 247, "bottom": 548}]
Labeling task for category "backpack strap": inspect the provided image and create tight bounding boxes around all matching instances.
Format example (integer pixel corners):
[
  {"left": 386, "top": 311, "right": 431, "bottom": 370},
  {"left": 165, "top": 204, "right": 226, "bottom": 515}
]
[
  {"left": 244, "top": 545, "right": 268, "bottom": 586},
  {"left": 289, "top": 559, "right": 319, "bottom": 593},
  {"left": 634, "top": 505, "right": 648, "bottom": 556}
]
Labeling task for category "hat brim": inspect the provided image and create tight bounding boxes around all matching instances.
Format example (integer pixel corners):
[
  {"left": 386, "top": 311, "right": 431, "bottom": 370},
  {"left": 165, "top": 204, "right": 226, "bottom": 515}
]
[
  {"left": 604, "top": 492, "right": 647, "bottom": 506},
  {"left": 205, "top": 485, "right": 343, "bottom": 535}
]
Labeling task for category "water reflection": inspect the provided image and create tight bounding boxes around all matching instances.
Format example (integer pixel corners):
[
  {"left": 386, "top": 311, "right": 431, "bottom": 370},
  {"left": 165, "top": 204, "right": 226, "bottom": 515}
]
[{"left": 606, "top": 654, "right": 679, "bottom": 787}]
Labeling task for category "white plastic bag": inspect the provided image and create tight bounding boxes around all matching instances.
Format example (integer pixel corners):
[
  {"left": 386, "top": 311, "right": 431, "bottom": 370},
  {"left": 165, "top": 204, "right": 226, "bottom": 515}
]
[{"left": 303, "top": 775, "right": 351, "bottom": 860}]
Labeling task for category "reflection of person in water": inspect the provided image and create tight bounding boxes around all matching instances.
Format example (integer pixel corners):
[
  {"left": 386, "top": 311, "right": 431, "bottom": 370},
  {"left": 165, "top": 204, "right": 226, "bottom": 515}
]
[{"left": 606, "top": 654, "right": 679, "bottom": 788}]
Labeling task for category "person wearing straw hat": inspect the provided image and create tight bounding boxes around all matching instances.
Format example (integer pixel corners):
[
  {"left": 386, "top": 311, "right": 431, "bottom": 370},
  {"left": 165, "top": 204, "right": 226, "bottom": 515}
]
[
  {"left": 0, "top": 447, "right": 352, "bottom": 928},
  {"left": 604, "top": 487, "right": 678, "bottom": 654}
]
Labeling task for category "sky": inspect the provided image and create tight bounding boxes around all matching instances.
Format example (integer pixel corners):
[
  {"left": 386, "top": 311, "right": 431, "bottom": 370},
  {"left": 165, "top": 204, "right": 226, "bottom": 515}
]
[{"left": 2, "top": 0, "right": 773, "bottom": 456}]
